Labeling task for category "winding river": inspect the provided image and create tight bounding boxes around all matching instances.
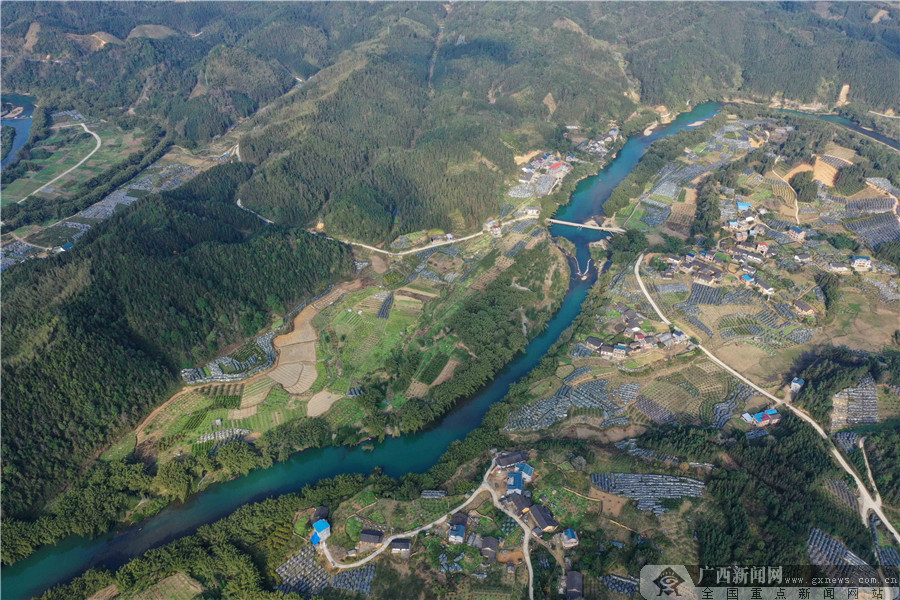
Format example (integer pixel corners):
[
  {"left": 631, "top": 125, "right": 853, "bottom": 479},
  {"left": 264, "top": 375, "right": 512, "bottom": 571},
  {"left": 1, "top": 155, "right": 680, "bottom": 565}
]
[
  {"left": 1, "top": 102, "right": 725, "bottom": 599},
  {"left": 1, "top": 94, "right": 36, "bottom": 170}
]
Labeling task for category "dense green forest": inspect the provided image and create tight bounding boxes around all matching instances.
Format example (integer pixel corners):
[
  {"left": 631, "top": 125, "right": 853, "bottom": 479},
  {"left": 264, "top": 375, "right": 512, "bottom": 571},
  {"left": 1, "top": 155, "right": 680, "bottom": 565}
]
[
  {"left": 1, "top": 124, "right": 15, "bottom": 160},
  {"left": 1, "top": 163, "right": 353, "bottom": 520},
  {"left": 864, "top": 427, "right": 900, "bottom": 506},
  {"left": 3, "top": 3, "right": 897, "bottom": 240}
]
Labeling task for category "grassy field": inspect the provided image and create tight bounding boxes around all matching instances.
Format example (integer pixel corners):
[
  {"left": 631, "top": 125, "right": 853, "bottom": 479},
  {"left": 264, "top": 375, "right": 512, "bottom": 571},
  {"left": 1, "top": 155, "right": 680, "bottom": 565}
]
[
  {"left": 316, "top": 289, "right": 422, "bottom": 393},
  {"left": 100, "top": 433, "right": 136, "bottom": 462},
  {"left": 1, "top": 124, "right": 143, "bottom": 205}
]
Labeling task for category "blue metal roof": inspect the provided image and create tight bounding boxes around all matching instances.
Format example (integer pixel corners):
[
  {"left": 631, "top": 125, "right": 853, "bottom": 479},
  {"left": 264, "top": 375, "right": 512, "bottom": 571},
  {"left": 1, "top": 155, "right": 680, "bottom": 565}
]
[
  {"left": 519, "top": 463, "right": 534, "bottom": 476},
  {"left": 311, "top": 532, "right": 321, "bottom": 545},
  {"left": 313, "top": 519, "right": 330, "bottom": 533}
]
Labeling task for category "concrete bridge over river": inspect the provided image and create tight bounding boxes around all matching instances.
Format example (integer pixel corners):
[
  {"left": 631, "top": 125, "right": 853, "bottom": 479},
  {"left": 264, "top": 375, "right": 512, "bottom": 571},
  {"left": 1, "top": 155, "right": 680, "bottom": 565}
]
[{"left": 546, "top": 218, "right": 625, "bottom": 234}]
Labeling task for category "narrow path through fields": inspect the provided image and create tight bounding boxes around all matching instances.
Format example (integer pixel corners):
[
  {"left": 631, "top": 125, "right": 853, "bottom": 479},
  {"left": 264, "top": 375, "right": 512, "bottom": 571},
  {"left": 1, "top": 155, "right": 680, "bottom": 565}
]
[
  {"left": 19, "top": 122, "right": 101, "bottom": 204},
  {"left": 633, "top": 253, "right": 900, "bottom": 547}
]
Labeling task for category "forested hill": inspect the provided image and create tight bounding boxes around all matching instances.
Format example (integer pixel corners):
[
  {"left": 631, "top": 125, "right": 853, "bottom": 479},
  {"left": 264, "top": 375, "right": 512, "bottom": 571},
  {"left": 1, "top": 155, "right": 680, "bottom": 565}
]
[
  {"left": 1, "top": 163, "right": 353, "bottom": 518},
  {"left": 3, "top": 3, "right": 898, "bottom": 242}
]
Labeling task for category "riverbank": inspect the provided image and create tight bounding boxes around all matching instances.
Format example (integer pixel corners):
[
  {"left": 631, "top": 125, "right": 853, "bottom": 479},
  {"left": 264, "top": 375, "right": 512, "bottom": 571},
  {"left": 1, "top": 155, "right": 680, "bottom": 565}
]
[{"left": 0, "top": 102, "right": 722, "bottom": 600}]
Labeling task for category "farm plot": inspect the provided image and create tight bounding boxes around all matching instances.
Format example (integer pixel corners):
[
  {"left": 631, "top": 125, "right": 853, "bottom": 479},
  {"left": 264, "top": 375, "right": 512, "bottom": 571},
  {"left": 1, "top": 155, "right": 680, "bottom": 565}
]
[
  {"left": 665, "top": 203, "right": 695, "bottom": 235},
  {"left": 131, "top": 573, "right": 202, "bottom": 600},
  {"left": 639, "top": 380, "right": 701, "bottom": 421},
  {"left": 323, "top": 397, "right": 366, "bottom": 428}
]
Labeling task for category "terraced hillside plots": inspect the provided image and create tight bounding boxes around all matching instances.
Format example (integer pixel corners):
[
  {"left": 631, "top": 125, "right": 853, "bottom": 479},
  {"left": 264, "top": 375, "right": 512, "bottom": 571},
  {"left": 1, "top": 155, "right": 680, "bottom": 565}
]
[{"left": 317, "top": 289, "right": 423, "bottom": 394}]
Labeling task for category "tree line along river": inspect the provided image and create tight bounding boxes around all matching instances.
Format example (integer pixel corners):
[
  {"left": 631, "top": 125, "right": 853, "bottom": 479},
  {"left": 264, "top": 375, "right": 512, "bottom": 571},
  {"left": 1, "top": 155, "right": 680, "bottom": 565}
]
[{"left": 6, "top": 100, "right": 898, "bottom": 599}]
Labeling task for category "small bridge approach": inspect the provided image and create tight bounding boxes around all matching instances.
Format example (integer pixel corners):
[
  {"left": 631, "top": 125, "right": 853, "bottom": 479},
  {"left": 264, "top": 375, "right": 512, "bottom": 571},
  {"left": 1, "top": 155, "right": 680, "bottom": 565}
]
[{"left": 546, "top": 218, "right": 625, "bottom": 234}]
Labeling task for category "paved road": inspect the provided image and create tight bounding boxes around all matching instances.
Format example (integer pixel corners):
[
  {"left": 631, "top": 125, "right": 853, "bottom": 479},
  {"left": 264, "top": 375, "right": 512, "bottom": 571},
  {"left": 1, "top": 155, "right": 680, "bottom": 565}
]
[
  {"left": 633, "top": 253, "right": 900, "bottom": 547},
  {"left": 336, "top": 215, "right": 538, "bottom": 257},
  {"left": 322, "top": 458, "right": 536, "bottom": 600},
  {"left": 858, "top": 437, "right": 883, "bottom": 506},
  {"left": 19, "top": 122, "right": 101, "bottom": 203},
  {"left": 236, "top": 198, "right": 274, "bottom": 224}
]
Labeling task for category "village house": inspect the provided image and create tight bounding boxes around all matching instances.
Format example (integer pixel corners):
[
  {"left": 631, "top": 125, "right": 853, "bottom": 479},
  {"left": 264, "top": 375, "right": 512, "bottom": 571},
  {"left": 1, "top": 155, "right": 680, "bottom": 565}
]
[
  {"left": 695, "top": 272, "right": 716, "bottom": 285},
  {"left": 756, "top": 278, "right": 775, "bottom": 295},
  {"left": 851, "top": 255, "right": 872, "bottom": 270},
  {"left": 830, "top": 262, "right": 850, "bottom": 273},
  {"left": 788, "top": 226, "right": 806, "bottom": 241},
  {"left": 791, "top": 377, "right": 805, "bottom": 393},
  {"left": 562, "top": 528, "right": 579, "bottom": 549},
  {"left": 793, "top": 300, "right": 815, "bottom": 316},
  {"left": 518, "top": 172, "right": 535, "bottom": 184},
  {"left": 312, "top": 506, "right": 329, "bottom": 524},
  {"left": 507, "top": 471, "right": 524, "bottom": 495},
  {"left": 741, "top": 264, "right": 757, "bottom": 275},
  {"left": 664, "top": 254, "right": 682, "bottom": 265},
  {"left": 613, "top": 343, "right": 629, "bottom": 358},
  {"left": 449, "top": 524, "right": 466, "bottom": 545},
  {"left": 794, "top": 252, "right": 811, "bottom": 263},
  {"left": 567, "top": 571, "right": 584, "bottom": 600},
  {"left": 481, "top": 536, "right": 499, "bottom": 562},
  {"left": 599, "top": 344, "right": 615, "bottom": 359},
  {"left": 391, "top": 538, "right": 411, "bottom": 555},
  {"left": 523, "top": 206, "right": 541, "bottom": 216},
  {"left": 310, "top": 519, "right": 331, "bottom": 546},
  {"left": 504, "top": 493, "right": 532, "bottom": 518},
  {"left": 752, "top": 408, "right": 782, "bottom": 427},
  {"left": 359, "top": 530, "right": 384, "bottom": 549},
  {"left": 519, "top": 463, "right": 535, "bottom": 483},
  {"left": 584, "top": 336, "right": 604, "bottom": 351},
  {"left": 531, "top": 505, "right": 558, "bottom": 533},
  {"left": 496, "top": 451, "right": 528, "bottom": 470}
]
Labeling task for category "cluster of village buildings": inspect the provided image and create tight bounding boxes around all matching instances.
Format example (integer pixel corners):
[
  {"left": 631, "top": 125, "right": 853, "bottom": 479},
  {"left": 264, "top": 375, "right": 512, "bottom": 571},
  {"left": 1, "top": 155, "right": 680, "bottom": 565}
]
[
  {"left": 584, "top": 302, "right": 690, "bottom": 360},
  {"left": 300, "top": 451, "right": 587, "bottom": 598},
  {"left": 575, "top": 123, "right": 620, "bottom": 157}
]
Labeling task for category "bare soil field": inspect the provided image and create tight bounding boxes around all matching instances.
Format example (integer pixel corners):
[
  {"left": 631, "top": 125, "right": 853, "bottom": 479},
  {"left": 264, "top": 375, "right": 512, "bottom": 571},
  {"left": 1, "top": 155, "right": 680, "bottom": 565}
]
[
  {"left": 228, "top": 405, "right": 258, "bottom": 420},
  {"left": 836, "top": 84, "right": 851, "bottom": 107},
  {"left": 587, "top": 489, "right": 628, "bottom": 517},
  {"left": 514, "top": 149, "right": 541, "bottom": 165},
  {"left": 784, "top": 163, "right": 813, "bottom": 181},
  {"left": 813, "top": 157, "right": 839, "bottom": 186},
  {"left": 369, "top": 254, "right": 388, "bottom": 274},
  {"left": 307, "top": 391, "right": 343, "bottom": 417}
]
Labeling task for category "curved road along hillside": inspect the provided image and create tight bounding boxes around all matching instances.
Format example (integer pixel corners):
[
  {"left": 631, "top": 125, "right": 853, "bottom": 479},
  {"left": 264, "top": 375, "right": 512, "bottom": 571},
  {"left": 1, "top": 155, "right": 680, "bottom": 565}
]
[
  {"left": 634, "top": 253, "right": 900, "bottom": 547},
  {"left": 335, "top": 215, "right": 538, "bottom": 257}
]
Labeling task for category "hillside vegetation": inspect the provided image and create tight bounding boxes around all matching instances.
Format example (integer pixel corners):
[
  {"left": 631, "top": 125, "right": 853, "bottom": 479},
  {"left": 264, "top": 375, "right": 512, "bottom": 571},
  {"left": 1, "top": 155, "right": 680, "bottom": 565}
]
[
  {"left": 2, "top": 3, "right": 897, "bottom": 240},
  {"left": 1, "top": 164, "right": 352, "bottom": 518}
]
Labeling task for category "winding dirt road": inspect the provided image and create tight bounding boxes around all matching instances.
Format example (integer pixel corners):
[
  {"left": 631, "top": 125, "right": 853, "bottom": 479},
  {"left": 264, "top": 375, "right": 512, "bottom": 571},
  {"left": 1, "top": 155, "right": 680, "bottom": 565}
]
[
  {"left": 634, "top": 253, "right": 900, "bottom": 546},
  {"left": 321, "top": 457, "right": 537, "bottom": 600},
  {"left": 19, "top": 122, "right": 101, "bottom": 203}
]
